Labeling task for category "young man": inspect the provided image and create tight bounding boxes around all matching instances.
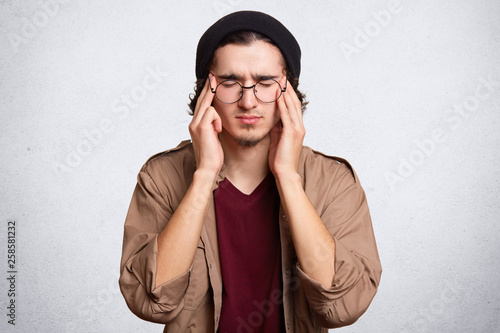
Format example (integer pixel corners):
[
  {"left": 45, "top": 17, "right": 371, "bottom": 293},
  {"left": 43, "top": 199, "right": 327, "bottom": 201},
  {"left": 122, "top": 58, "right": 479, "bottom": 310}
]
[{"left": 119, "top": 11, "right": 381, "bottom": 333}]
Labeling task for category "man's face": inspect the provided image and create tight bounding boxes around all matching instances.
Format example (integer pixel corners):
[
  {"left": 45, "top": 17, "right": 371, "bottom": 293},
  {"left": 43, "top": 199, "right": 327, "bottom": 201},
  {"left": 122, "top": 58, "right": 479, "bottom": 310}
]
[{"left": 210, "top": 40, "right": 286, "bottom": 147}]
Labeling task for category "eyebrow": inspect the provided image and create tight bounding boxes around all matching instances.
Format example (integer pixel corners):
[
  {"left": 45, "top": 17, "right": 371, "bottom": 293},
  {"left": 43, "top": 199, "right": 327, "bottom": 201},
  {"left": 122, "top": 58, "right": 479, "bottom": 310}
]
[{"left": 217, "top": 74, "right": 279, "bottom": 81}]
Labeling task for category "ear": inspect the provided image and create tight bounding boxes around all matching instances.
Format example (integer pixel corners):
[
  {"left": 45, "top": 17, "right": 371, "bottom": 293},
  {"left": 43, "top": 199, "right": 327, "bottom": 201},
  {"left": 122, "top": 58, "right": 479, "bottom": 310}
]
[
  {"left": 208, "top": 73, "right": 216, "bottom": 93},
  {"left": 280, "top": 76, "right": 288, "bottom": 92}
]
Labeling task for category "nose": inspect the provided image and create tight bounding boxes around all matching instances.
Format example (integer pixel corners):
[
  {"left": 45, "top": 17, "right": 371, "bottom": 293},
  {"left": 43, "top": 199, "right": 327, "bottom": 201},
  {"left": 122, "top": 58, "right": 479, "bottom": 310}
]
[{"left": 237, "top": 86, "right": 259, "bottom": 110}]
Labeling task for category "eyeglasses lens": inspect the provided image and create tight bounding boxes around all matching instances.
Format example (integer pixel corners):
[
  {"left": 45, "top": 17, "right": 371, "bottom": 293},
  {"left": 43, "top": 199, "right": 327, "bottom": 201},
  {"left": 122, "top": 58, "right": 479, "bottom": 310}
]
[{"left": 215, "top": 80, "right": 281, "bottom": 103}]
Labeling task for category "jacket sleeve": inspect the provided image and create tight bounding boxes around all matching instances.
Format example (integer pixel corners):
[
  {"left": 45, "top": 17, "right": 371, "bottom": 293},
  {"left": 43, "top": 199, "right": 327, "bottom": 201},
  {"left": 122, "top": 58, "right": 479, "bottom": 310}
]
[
  {"left": 297, "top": 162, "right": 382, "bottom": 328},
  {"left": 119, "top": 169, "right": 191, "bottom": 323}
]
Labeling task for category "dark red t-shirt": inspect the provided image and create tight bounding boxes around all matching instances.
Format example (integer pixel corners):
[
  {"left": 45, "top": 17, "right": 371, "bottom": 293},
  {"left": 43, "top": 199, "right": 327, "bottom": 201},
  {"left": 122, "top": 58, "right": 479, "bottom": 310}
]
[{"left": 214, "top": 173, "right": 284, "bottom": 333}]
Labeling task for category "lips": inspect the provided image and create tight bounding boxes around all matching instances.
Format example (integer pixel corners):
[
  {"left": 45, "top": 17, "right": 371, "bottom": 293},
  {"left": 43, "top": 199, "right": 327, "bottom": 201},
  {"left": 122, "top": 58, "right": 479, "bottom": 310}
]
[{"left": 236, "top": 116, "right": 261, "bottom": 125}]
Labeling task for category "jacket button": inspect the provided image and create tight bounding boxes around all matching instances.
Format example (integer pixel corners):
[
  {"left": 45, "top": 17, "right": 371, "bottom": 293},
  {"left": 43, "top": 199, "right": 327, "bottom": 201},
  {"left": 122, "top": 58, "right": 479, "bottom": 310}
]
[{"left": 282, "top": 214, "right": 288, "bottom": 222}]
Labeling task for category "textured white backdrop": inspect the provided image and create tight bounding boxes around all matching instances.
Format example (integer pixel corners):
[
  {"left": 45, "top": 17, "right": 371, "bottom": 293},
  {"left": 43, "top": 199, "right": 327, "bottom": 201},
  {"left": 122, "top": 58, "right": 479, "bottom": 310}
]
[{"left": 1, "top": 0, "right": 499, "bottom": 332}]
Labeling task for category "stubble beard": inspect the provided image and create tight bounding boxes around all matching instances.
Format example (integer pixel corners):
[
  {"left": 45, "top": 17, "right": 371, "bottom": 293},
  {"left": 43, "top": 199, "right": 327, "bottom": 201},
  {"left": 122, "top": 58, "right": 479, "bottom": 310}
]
[{"left": 234, "top": 125, "right": 268, "bottom": 147}]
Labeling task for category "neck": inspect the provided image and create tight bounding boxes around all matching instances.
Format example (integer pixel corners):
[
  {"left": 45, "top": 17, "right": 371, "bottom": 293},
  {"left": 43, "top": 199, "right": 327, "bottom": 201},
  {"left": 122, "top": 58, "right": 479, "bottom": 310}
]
[{"left": 219, "top": 131, "right": 271, "bottom": 194}]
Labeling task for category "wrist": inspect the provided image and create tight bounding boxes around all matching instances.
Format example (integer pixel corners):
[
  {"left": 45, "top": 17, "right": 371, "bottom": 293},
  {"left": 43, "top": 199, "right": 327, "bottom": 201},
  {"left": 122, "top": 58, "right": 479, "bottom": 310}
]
[
  {"left": 193, "top": 168, "right": 219, "bottom": 188},
  {"left": 274, "top": 171, "right": 302, "bottom": 186}
]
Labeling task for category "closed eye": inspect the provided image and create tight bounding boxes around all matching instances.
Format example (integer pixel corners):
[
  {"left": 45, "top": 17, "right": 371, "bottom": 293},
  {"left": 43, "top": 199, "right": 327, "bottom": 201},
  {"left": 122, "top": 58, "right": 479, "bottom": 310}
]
[
  {"left": 257, "top": 80, "right": 276, "bottom": 87},
  {"left": 221, "top": 80, "right": 239, "bottom": 88}
]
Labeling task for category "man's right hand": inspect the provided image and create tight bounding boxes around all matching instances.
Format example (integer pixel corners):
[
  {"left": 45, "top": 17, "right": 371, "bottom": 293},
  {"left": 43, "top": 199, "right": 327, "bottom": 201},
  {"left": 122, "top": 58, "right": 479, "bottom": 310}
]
[
  {"left": 188, "top": 75, "right": 224, "bottom": 177},
  {"left": 156, "top": 76, "right": 223, "bottom": 287}
]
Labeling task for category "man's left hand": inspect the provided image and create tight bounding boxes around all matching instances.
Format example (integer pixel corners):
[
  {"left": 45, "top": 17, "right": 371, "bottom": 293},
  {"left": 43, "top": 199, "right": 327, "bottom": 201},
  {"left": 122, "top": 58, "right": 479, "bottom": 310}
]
[{"left": 269, "top": 79, "right": 305, "bottom": 179}]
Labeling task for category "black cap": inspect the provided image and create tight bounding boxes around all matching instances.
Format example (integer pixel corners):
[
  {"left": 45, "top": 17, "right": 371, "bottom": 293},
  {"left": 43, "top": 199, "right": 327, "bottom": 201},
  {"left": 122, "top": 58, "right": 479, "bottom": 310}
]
[{"left": 195, "top": 11, "right": 301, "bottom": 79}]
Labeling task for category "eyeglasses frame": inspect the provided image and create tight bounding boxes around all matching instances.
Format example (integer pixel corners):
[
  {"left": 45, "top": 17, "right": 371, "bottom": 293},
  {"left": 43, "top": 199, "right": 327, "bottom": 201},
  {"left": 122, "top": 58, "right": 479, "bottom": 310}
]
[{"left": 209, "top": 76, "right": 288, "bottom": 104}]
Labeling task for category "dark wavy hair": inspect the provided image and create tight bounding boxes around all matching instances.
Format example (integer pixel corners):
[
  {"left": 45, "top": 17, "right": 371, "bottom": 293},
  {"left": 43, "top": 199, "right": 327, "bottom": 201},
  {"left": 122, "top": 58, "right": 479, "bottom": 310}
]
[{"left": 188, "top": 31, "right": 307, "bottom": 115}]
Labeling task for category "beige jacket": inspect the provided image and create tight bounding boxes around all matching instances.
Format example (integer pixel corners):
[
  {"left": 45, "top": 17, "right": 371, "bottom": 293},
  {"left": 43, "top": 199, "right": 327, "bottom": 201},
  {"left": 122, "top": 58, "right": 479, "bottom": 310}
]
[{"left": 119, "top": 140, "right": 382, "bottom": 332}]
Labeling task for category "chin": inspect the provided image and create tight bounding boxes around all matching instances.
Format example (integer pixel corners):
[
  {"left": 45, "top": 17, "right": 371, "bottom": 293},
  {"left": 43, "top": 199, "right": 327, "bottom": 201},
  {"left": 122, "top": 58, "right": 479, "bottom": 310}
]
[
  {"left": 233, "top": 130, "right": 270, "bottom": 148},
  {"left": 235, "top": 137, "right": 262, "bottom": 147}
]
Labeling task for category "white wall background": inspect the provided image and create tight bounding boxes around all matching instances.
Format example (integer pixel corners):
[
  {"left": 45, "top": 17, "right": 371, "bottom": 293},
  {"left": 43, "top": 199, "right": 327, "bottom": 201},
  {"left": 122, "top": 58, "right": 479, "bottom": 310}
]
[{"left": 1, "top": 0, "right": 499, "bottom": 332}]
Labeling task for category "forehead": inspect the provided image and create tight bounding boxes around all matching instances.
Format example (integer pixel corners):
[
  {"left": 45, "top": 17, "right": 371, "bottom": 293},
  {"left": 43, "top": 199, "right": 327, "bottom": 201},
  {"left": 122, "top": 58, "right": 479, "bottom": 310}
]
[{"left": 211, "top": 40, "right": 285, "bottom": 77}]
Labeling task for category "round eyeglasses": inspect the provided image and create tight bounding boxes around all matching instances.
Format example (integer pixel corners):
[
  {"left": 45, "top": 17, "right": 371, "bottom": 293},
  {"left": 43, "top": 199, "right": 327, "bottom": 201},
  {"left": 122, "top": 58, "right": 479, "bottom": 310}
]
[{"left": 210, "top": 78, "right": 287, "bottom": 104}]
